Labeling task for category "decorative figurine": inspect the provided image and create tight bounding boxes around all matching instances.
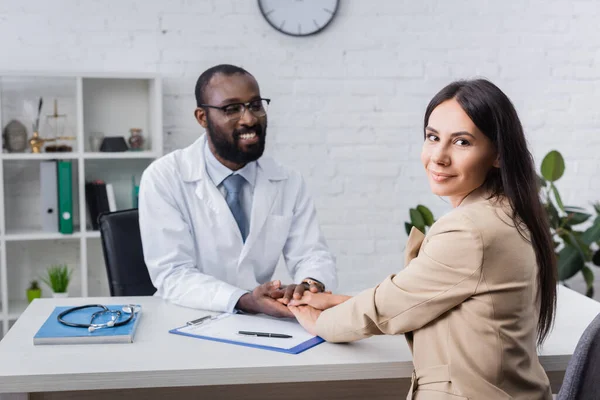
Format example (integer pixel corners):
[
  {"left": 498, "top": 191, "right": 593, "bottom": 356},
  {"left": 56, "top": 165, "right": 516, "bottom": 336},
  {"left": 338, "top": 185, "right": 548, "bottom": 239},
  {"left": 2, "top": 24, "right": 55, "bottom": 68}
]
[
  {"left": 128, "top": 128, "right": 145, "bottom": 151},
  {"left": 3, "top": 120, "right": 28, "bottom": 152}
]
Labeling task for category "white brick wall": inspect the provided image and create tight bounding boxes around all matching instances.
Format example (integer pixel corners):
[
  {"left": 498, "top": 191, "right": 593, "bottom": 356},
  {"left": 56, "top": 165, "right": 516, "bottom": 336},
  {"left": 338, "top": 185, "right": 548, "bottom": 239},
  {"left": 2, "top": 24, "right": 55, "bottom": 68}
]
[{"left": 1, "top": 0, "right": 599, "bottom": 295}]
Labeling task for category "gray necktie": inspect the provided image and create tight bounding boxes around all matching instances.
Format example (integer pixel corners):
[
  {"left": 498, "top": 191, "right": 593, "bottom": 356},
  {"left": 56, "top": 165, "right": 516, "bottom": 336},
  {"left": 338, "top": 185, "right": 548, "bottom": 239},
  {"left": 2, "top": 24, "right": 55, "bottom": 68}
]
[{"left": 222, "top": 174, "right": 248, "bottom": 241}]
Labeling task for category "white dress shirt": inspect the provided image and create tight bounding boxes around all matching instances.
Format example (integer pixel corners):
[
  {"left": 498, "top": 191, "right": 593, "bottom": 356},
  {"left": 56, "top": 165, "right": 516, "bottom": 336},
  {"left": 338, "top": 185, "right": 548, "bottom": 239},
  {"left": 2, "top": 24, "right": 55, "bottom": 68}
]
[
  {"left": 204, "top": 141, "right": 255, "bottom": 235},
  {"left": 138, "top": 135, "right": 337, "bottom": 313}
]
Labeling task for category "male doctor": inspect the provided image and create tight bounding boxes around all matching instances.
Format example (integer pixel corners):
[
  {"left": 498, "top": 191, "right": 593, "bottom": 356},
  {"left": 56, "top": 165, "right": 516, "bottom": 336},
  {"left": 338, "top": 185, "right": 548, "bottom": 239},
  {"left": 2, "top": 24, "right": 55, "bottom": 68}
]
[{"left": 138, "top": 64, "right": 337, "bottom": 318}]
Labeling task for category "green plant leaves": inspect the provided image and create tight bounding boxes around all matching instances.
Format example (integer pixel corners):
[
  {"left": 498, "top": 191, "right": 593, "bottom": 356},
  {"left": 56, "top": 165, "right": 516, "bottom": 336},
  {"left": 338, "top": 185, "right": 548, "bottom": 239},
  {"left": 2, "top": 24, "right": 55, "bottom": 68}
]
[
  {"left": 582, "top": 217, "right": 600, "bottom": 245},
  {"left": 417, "top": 205, "right": 435, "bottom": 226},
  {"left": 563, "top": 206, "right": 591, "bottom": 226},
  {"left": 406, "top": 205, "right": 435, "bottom": 235},
  {"left": 557, "top": 245, "right": 585, "bottom": 281},
  {"left": 409, "top": 208, "right": 425, "bottom": 233},
  {"left": 582, "top": 266, "right": 595, "bottom": 298},
  {"left": 40, "top": 264, "right": 72, "bottom": 293},
  {"left": 541, "top": 150, "right": 565, "bottom": 182},
  {"left": 550, "top": 183, "right": 564, "bottom": 211}
]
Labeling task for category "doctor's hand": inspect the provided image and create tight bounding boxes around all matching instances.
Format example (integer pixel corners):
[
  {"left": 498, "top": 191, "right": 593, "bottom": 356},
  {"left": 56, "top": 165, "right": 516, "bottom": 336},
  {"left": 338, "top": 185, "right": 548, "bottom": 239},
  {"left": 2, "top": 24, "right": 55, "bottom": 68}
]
[
  {"left": 287, "top": 292, "right": 351, "bottom": 311},
  {"left": 288, "top": 305, "right": 321, "bottom": 336},
  {"left": 235, "top": 281, "right": 294, "bottom": 318},
  {"left": 270, "top": 282, "right": 327, "bottom": 306}
]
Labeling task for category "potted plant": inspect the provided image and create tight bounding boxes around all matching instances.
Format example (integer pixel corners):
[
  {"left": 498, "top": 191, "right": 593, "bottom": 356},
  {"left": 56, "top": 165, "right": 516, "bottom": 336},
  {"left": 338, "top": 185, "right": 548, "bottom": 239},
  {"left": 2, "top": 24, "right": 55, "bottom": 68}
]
[
  {"left": 26, "top": 280, "right": 42, "bottom": 303},
  {"left": 41, "top": 264, "right": 73, "bottom": 298},
  {"left": 539, "top": 150, "right": 600, "bottom": 297}
]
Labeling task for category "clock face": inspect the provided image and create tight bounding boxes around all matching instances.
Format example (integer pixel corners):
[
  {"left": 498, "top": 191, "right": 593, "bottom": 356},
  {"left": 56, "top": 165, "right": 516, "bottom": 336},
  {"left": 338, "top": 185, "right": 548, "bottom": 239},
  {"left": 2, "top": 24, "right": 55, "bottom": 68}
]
[{"left": 258, "top": 0, "right": 339, "bottom": 37}]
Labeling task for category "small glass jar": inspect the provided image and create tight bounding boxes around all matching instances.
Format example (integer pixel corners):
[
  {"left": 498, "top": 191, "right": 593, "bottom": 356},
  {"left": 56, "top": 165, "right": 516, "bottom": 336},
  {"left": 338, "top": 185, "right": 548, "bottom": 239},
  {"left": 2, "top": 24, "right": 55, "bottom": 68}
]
[{"left": 128, "top": 128, "right": 144, "bottom": 151}]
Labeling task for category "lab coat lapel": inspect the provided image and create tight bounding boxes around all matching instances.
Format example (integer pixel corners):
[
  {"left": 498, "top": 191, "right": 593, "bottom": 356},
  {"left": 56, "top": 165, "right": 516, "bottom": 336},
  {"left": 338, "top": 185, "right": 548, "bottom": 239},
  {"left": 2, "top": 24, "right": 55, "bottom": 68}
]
[
  {"left": 239, "top": 157, "right": 287, "bottom": 261},
  {"left": 184, "top": 136, "right": 242, "bottom": 241},
  {"left": 239, "top": 169, "right": 277, "bottom": 260}
]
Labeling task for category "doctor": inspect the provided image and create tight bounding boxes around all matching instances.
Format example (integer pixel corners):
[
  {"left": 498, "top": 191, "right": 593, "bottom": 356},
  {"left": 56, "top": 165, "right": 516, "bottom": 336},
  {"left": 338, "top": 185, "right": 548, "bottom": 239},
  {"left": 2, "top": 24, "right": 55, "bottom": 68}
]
[{"left": 138, "top": 64, "right": 337, "bottom": 318}]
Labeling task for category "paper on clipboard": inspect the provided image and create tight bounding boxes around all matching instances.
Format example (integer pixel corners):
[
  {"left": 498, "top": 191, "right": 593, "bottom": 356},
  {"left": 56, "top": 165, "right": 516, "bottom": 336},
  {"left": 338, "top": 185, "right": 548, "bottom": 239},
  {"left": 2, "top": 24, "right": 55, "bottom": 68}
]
[{"left": 169, "top": 313, "right": 324, "bottom": 354}]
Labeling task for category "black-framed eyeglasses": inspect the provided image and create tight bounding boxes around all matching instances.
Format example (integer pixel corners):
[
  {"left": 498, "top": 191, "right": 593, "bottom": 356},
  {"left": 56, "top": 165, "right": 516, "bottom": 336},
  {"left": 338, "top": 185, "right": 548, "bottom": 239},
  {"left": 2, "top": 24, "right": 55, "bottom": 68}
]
[{"left": 199, "top": 98, "right": 270, "bottom": 122}]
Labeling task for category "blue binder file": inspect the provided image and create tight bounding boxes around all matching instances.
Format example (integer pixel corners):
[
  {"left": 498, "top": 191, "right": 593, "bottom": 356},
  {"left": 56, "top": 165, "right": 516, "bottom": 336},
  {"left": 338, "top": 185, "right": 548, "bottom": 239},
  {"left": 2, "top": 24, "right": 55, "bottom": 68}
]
[
  {"left": 33, "top": 305, "right": 142, "bottom": 345},
  {"left": 169, "top": 313, "right": 324, "bottom": 354}
]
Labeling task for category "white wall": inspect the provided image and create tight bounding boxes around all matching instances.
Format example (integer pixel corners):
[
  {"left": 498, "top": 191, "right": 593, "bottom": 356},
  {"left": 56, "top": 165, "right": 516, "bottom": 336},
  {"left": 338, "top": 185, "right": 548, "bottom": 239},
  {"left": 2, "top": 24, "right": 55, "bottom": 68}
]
[{"left": 1, "top": 0, "right": 599, "bottom": 294}]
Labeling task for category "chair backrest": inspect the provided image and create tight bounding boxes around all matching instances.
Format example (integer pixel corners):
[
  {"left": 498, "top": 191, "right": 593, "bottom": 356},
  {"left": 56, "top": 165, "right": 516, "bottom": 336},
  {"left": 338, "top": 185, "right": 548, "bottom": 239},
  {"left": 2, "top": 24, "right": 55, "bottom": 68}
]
[
  {"left": 98, "top": 208, "right": 156, "bottom": 296},
  {"left": 558, "top": 311, "right": 600, "bottom": 400}
]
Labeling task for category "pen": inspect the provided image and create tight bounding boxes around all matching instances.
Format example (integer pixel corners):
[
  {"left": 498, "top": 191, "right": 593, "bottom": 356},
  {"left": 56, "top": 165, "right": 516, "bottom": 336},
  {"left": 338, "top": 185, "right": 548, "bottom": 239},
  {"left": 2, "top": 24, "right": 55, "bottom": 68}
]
[
  {"left": 238, "top": 331, "right": 293, "bottom": 338},
  {"left": 186, "top": 316, "right": 212, "bottom": 326}
]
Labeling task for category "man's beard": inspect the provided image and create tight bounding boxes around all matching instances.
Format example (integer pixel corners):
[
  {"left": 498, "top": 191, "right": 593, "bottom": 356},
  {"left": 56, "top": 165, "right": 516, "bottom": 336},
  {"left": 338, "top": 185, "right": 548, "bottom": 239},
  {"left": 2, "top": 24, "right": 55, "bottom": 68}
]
[{"left": 206, "top": 116, "right": 267, "bottom": 165}]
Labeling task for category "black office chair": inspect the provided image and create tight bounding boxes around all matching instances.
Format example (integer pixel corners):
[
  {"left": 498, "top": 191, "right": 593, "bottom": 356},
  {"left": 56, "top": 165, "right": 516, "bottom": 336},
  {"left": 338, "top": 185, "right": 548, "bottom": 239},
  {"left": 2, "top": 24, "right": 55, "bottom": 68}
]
[
  {"left": 98, "top": 208, "right": 156, "bottom": 296},
  {"left": 558, "top": 312, "right": 600, "bottom": 399}
]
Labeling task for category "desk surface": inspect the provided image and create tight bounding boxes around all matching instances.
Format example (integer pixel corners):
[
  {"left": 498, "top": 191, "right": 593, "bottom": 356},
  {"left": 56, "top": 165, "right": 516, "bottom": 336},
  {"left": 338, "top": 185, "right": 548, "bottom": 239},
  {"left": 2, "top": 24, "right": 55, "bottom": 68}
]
[{"left": 0, "top": 285, "right": 598, "bottom": 393}]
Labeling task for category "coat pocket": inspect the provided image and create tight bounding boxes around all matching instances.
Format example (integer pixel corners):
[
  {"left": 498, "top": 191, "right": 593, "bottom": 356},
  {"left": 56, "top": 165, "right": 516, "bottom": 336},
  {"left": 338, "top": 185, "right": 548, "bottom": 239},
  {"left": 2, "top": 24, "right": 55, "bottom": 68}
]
[{"left": 410, "top": 365, "right": 469, "bottom": 400}]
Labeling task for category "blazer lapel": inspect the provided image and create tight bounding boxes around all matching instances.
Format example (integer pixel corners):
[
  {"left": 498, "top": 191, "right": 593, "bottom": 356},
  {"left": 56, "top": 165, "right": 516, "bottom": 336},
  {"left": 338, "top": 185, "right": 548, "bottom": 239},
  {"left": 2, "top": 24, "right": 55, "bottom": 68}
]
[{"left": 404, "top": 227, "right": 425, "bottom": 267}]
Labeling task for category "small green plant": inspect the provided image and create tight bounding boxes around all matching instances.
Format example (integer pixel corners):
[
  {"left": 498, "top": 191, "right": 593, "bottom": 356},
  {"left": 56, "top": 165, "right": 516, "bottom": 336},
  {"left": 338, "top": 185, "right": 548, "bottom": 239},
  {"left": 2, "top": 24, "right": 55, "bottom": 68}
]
[
  {"left": 26, "top": 280, "right": 42, "bottom": 303},
  {"left": 405, "top": 205, "right": 435, "bottom": 235},
  {"left": 539, "top": 150, "right": 600, "bottom": 297},
  {"left": 41, "top": 264, "right": 73, "bottom": 294}
]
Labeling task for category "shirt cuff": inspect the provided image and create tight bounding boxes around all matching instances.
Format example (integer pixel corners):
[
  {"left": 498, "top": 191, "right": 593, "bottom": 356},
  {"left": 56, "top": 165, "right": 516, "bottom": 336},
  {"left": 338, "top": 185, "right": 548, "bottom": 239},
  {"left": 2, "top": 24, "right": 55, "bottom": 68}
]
[{"left": 227, "top": 288, "right": 250, "bottom": 313}]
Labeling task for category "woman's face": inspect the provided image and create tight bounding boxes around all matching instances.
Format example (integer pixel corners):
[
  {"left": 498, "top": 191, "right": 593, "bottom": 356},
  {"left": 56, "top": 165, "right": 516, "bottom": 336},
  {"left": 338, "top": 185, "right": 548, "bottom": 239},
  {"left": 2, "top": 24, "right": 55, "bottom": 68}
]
[{"left": 421, "top": 98, "right": 499, "bottom": 207}]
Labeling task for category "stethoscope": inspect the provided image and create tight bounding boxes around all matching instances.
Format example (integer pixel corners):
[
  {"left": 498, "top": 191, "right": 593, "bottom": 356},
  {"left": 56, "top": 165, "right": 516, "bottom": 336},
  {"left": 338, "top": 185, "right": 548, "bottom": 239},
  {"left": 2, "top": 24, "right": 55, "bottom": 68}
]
[{"left": 57, "top": 304, "right": 140, "bottom": 332}]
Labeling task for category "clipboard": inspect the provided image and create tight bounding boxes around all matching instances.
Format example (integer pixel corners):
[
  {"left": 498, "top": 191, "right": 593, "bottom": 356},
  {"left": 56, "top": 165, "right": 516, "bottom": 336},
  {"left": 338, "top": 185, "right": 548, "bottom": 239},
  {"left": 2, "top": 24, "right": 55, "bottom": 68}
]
[{"left": 169, "top": 313, "right": 324, "bottom": 354}]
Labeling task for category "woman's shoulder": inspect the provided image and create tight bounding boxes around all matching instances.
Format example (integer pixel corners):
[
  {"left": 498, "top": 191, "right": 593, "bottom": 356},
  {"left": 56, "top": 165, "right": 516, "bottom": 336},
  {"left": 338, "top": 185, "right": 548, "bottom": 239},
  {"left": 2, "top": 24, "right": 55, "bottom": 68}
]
[{"left": 432, "top": 197, "right": 515, "bottom": 233}]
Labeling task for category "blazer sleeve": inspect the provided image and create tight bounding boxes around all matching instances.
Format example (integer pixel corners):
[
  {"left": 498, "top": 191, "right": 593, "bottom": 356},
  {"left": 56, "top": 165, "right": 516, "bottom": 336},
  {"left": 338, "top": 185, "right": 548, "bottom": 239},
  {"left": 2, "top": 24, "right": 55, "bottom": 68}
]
[
  {"left": 139, "top": 162, "right": 247, "bottom": 313},
  {"left": 315, "top": 211, "right": 484, "bottom": 343}
]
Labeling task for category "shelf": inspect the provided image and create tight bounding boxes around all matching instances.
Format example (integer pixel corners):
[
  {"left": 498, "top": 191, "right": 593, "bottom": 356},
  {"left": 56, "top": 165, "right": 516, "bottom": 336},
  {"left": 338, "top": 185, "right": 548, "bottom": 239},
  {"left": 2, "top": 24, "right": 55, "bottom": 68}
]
[
  {"left": 1, "top": 151, "right": 159, "bottom": 161},
  {"left": 83, "top": 151, "right": 158, "bottom": 159},
  {"left": 8, "top": 300, "right": 30, "bottom": 320},
  {"left": 1, "top": 152, "right": 78, "bottom": 160},
  {"left": 1, "top": 230, "right": 103, "bottom": 241},
  {"left": 3, "top": 230, "right": 83, "bottom": 241},
  {"left": 83, "top": 231, "right": 101, "bottom": 238}
]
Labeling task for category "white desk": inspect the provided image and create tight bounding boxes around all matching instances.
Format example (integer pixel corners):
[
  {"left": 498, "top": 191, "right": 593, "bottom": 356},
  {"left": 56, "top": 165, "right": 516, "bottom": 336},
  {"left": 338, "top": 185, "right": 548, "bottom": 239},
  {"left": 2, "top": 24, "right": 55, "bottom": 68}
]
[{"left": 0, "top": 285, "right": 598, "bottom": 400}]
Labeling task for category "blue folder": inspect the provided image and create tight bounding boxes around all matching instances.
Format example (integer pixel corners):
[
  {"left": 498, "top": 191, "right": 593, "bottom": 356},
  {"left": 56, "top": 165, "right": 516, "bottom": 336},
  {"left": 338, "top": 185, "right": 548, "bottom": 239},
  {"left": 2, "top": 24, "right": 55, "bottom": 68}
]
[{"left": 168, "top": 313, "right": 324, "bottom": 355}]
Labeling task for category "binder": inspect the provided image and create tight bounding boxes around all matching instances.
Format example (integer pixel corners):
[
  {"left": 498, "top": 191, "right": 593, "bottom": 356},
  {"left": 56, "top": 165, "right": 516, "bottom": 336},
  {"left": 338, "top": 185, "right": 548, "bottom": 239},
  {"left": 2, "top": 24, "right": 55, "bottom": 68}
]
[
  {"left": 40, "top": 161, "right": 58, "bottom": 232},
  {"left": 105, "top": 183, "right": 117, "bottom": 212},
  {"left": 56, "top": 160, "right": 73, "bottom": 234},
  {"left": 169, "top": 313, "right": 324, "bottom": 354}
]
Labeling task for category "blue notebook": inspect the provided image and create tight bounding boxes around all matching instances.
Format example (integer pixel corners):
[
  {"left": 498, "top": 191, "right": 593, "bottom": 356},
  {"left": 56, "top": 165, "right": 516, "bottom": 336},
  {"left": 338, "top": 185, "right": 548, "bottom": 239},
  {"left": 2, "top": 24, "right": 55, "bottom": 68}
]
[
  {"left": 169, "top": 313, "right": 323, "bottom": 354},
  {"left": 33, "top": 305, "right": 142, "bottom": 345}
]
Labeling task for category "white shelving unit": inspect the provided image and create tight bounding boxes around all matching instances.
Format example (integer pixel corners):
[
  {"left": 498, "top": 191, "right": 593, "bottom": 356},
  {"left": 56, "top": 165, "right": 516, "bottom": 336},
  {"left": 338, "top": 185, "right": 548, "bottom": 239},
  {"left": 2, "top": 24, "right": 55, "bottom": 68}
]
[{"left": 0, "top": 72, "right": 163, "bottom": 335}]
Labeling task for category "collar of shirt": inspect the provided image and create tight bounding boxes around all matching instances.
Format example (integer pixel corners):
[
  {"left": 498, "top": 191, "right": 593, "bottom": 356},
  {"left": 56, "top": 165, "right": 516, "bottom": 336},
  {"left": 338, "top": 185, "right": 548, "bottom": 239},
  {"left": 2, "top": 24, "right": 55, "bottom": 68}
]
[{"left": 203, "top": 140, "right": 257, "bottom": 188}]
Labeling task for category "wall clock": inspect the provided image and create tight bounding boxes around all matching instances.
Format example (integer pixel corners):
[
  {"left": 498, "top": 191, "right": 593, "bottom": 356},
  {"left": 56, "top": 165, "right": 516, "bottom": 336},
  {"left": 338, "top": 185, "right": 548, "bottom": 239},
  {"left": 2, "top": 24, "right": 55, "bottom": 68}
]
[{"left": 258, "top": 0, "right": 340, "bottom": 37}]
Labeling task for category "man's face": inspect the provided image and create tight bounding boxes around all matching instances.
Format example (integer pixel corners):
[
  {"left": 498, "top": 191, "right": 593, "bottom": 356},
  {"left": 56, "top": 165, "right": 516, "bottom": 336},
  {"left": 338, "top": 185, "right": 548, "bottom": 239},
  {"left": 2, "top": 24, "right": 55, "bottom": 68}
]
[{"left": 196, "top": 73, "right": 267, "bottom": 167}]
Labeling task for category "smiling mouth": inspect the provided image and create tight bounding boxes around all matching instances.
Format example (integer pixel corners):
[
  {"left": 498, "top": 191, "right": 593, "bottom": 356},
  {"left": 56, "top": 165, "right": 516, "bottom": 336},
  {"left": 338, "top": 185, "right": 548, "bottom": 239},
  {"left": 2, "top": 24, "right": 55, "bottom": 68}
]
[
  {"left": 430, "top": 171, "right": 456, "bottom": 182},
  {"left": 238, "top": 131, "right": 258, "bottom": 142}
]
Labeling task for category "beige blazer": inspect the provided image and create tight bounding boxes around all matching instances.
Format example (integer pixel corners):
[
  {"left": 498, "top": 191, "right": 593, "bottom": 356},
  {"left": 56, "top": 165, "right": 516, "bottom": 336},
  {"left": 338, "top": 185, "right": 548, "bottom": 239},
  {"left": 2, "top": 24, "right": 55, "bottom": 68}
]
[{"left": 316, "top": 188, "right": 552, "bottom": 400}]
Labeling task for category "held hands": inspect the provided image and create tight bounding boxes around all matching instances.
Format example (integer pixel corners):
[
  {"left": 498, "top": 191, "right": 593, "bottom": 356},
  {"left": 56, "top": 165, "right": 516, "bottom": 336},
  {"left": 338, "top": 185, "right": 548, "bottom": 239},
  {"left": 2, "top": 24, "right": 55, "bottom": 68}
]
[
  {"left": 235, "top": 280, "right": 294, "bottom": 318},
  {"left": 288, "top": 305, "right": 321, "bottom": 336},
  {"left": 284, "top": 291, "right": 351, "bottom": 311}
]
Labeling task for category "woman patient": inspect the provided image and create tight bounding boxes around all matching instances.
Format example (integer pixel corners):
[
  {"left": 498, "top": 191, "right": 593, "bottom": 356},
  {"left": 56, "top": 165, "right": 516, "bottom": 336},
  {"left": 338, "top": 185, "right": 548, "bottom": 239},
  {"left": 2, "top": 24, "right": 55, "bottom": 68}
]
[{"left": 284, "top": 79, "right": 556, "bottom": 399}]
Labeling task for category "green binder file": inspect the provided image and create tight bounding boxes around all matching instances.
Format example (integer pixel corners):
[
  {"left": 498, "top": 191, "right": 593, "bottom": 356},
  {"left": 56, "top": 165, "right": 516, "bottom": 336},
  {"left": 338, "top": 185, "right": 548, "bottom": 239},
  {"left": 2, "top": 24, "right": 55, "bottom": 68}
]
[{"left": 57, "top": 160, "right": 73, "bottom": 234}]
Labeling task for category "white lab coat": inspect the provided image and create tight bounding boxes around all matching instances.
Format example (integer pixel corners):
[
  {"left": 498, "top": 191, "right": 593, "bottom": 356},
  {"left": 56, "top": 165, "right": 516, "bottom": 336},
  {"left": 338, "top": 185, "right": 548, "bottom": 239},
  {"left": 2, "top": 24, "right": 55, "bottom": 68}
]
[{"left": 138, "top": 135, "right": 337, "bottom": 312}]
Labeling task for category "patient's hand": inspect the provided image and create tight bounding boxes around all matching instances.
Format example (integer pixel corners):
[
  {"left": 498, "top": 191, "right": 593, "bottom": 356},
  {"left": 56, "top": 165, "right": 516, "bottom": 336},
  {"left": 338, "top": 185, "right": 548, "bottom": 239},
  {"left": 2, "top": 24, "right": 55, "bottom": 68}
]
[
  {"left": 285, "top": 292, "right": 351, "bottom": 310},
  {"left": 288, "top": 305, "right": 321, "bottom": 336}
]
